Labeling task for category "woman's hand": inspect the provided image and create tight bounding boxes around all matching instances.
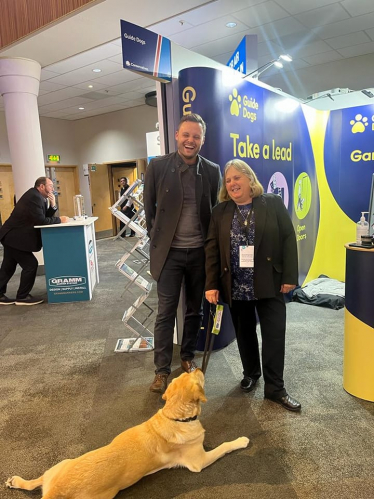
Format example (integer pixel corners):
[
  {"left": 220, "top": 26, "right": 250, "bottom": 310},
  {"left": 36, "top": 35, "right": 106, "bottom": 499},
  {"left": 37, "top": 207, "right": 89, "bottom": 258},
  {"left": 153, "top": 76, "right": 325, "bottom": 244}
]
[
  {"left": 205, "top": 289, "right": 219, "bottom": 305},
  {"left": 280, "top": 284, "right": 296, "bottom": 294}
]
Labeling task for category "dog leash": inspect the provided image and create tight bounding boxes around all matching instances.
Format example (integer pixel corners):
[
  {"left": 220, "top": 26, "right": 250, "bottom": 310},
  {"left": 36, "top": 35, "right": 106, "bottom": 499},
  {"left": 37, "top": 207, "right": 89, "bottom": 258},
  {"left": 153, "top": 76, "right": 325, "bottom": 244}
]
[{"left": 201, "top": 304, "right": 223, "bottom": 374}]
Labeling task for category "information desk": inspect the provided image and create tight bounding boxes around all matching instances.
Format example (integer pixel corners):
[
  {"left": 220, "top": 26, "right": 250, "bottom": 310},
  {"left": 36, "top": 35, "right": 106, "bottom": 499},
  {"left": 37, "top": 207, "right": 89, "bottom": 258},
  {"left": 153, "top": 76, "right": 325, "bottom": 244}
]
[
  {"left": 343, "top": 243, "right": 374, "bottom": 401},
  {"left": 35, "top": 217, "right": 99, "bottom": 303}
]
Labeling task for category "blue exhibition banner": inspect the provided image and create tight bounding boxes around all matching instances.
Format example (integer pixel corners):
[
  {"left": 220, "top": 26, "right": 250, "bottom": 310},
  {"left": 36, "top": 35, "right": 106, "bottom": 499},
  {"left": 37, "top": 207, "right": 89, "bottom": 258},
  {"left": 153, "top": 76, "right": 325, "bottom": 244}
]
[
  {"left": 226, "top": 35, "right": 258, "bottom": 76},
  {"left": 324, "top": 104, "right": 374, "bottom": 223},
  {"left": 178, "top": 66, "right": 318, "bottom": 282},
  {"left": 120, "top": 20, "right": 171, "bottom": 82}
]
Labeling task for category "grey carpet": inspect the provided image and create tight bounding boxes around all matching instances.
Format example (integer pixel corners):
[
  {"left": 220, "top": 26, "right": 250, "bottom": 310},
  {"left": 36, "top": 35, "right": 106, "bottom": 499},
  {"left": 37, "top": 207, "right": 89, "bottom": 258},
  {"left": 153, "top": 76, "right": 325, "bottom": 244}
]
[{"left": 1, "top": 238, "right": 374, "bottom": 499}]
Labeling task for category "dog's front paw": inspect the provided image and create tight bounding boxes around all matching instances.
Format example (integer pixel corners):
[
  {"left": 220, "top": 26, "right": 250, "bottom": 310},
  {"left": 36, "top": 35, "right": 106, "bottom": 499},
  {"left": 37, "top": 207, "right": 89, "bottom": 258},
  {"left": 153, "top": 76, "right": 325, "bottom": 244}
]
[
  {"left": 5, "top": 476, "right": 20, "bottom": 489},
  {"left": 236, "top": 436, "right": 250, "bottom": 449}
]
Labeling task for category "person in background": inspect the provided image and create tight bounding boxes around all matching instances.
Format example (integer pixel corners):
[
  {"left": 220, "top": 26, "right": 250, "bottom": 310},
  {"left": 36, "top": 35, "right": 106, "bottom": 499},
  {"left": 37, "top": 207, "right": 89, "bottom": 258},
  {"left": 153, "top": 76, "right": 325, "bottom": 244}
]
[
  {"left": 205, "top": 159, "right": 301, "bottom": 412},
  {"left": 144, "top": 113, "right": 221, "bottom": 393},
  {"left": 119, "top": 177, "right": 135, "bottom": 237},
  {"left": 0, "top": 177, "right": 69, "bottom": 306}
]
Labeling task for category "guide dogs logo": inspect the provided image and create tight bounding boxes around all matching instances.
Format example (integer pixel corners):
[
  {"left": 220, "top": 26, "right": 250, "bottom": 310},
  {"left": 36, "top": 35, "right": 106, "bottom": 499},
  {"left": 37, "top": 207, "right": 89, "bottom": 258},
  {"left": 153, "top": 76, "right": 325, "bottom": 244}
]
[
  {"left": 350, "top": 114, "right": 368, "bottom": 133},
  {"left": 229, "top": 88, "right": 259, "bottom": 122},
  {"left": 229, "top": 89, "right": 241, "bottom": 116}
]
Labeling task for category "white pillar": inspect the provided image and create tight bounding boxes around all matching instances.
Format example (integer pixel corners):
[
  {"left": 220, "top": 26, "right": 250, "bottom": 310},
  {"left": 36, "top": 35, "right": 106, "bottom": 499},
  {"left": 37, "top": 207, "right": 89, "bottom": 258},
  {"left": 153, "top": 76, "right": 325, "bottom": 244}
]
[{"left": 0, "top": 57, "right": 45, "bottom": 201}]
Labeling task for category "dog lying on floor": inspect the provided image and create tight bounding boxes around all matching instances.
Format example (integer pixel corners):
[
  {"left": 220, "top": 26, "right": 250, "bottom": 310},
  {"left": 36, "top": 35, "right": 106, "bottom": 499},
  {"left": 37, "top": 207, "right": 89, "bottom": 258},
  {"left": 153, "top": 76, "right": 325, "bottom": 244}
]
[{"left": 6, "top": 369, "right": 249, "bottom": 499}]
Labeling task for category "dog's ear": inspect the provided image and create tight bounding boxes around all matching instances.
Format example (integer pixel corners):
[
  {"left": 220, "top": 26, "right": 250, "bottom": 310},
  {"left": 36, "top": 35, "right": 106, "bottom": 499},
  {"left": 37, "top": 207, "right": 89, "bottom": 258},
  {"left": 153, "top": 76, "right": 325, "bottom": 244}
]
[{"left": 193, "top": 384, "right": 207, "bottom": 403}]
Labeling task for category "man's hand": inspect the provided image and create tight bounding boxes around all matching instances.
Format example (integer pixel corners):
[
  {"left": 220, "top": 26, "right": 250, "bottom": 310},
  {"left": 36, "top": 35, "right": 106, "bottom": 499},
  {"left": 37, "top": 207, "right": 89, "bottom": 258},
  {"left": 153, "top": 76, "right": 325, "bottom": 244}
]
[
  {"left": 60, "top": 216, "right": 70, "bottom": 223},
  {"left": 47, "top": 192, "right": 56, "bottom": 207},
  {"left": 205, "top": 289, "right": 219, "bottom": 305}
]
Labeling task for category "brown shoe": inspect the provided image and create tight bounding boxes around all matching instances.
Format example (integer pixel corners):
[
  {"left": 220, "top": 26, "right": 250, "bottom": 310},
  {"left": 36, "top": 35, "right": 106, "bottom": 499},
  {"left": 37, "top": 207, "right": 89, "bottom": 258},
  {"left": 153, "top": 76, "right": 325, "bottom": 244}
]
[
  {"left": 181, "top": 359, "right": 197, "bottom": 373},
  {"left": 149, "top": 373, "right": 169, "bottom": 393}
]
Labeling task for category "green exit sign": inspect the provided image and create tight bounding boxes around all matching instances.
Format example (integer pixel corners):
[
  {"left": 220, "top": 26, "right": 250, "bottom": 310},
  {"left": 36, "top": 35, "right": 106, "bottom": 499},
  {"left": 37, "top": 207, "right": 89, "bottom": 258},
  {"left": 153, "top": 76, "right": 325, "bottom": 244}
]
[{"left": 47, "top": 154, "right": 60, "bottom": 163}]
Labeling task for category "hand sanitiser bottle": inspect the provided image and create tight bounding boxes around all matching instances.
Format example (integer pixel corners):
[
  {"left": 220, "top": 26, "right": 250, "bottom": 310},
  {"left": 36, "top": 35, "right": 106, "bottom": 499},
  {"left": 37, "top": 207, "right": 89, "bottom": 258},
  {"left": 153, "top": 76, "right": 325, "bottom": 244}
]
[{"left": 356, "top": 212, "right": 369, "bottom": 244}]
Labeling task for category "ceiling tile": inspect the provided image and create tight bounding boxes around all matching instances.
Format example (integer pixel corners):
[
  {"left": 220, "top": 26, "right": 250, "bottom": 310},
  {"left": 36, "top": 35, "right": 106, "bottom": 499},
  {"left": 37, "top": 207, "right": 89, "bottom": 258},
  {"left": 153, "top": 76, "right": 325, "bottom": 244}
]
[
  {"left": 232, "top": 1, "right": 290, "bottom": 28},
  {"left": 365, "top": 27, "right": 374, "bottom": 41},
  {"left": 146, "top": 18, "right": 194, "bottom": 37},
  {"left": 39, "top": 81, "right": 68, "bottom": 93},
  {"left": 340, "top": 0, "right": 374, "bottom": 17},
  {"left": 291, "top": 40, "right": 334, "bottom": 58},
  {"left": 73, "top": 81, "right": 108, "bottom": 91},
  {"left": 39, "top": 96, "right": 95, "bottom": 113},
  {"left": 295, "top": 4, "right": 350, "bottom": 29},
  {"left": 167, "top": 17, "right": 251, "bottom": 49},
  {"left": 190, "top": 29, "right": 254, "bottom": 58},
  {"left": 314, "top": 11, "right": 374, "bottom": 39},
  {"left": 108, "top": 77, "right": 155, "bottom": 94},
  {"left": 45, "top": 43, "right": 122, "bottom": 74},
  {"left": 37, "top": 87, "right": 89, "bottom": 106},
  {"left": 118, "top": 90, "right": 147, "bottom": 101},
  {"left": 44, "top": 60, "right": 124, "bottom": 86},
  {"left": 337, "top": 40, "right": 374, "bottom": 57},
  {"left": 302, "top": 49, "right": 343, "bottom": 65},
  {"left": 154, "top": 0, "right": 266, "bottom": 28},
  {"left": 275, "top": 0, "right": 339, "bottom": 16},
  {"left": 40, "top": 69, "right": 61, "bottom": 81},
  {"left": 92, "top": 69, "right": 142, "bottom": 86},
  {"left": 274, "top": 30, "right": 322, "bottom": 51},
  {"left": 251, "top": 17, "right": 307, "bottom": 43},
  {"left": 325, "top": 31, "right": 371, "bottom": 49}
]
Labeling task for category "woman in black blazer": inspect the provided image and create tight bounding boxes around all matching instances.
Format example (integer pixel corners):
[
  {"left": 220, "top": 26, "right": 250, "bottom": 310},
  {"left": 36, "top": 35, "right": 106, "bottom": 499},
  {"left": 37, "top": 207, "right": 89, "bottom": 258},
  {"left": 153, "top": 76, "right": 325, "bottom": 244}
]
[{"left": 205, "top": 159, "right": 301, "bottom": 411}]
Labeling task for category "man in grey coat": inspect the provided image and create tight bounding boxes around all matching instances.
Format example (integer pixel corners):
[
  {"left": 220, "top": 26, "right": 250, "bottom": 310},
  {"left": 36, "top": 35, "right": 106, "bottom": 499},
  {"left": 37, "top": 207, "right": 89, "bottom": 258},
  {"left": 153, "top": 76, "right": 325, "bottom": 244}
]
[{"left": 144, "top": 114, "right": 221, "bottom": 393}]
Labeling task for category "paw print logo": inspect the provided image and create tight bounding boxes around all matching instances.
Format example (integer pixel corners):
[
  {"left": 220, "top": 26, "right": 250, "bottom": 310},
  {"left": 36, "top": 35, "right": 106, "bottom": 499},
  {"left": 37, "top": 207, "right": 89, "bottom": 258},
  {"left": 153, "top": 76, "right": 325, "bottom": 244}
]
[
  {"left": 229, "top": 89, "right": 241, "bottom": 117},
  {"left": 350, "top": 114, "right": 368, "bottom": 133}
]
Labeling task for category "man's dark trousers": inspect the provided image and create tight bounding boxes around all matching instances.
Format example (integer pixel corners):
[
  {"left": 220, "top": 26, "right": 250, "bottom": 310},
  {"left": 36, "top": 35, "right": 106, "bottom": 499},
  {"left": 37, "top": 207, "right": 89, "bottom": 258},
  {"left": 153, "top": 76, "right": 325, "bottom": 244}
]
[
  {"left": 0, "top": 244, "right": 38, "bottom": 299},
  {"left": 153, "top": 247, "right": 205, "bottom": 374}
]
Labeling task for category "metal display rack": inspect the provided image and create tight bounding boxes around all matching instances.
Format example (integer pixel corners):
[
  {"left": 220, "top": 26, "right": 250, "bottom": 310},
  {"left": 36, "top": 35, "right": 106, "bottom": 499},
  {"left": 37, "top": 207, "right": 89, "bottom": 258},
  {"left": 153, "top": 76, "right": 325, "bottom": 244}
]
[{"left": 110, "top": 180, "right": 154, "bottom": 352}]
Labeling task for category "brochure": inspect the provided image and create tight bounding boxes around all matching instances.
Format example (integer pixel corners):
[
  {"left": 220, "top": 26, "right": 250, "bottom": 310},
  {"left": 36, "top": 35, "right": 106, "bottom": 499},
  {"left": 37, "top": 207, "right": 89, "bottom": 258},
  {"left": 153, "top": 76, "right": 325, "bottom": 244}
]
[{"left": 115, "top": 336, "right": 154, "bottom": 352}]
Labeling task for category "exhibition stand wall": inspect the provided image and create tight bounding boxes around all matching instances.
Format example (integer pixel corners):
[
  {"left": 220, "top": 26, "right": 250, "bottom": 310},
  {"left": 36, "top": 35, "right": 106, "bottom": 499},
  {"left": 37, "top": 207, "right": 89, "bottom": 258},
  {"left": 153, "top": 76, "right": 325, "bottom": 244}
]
[{"left": 343, "top": 244, "right": 374, "bottom": 402}]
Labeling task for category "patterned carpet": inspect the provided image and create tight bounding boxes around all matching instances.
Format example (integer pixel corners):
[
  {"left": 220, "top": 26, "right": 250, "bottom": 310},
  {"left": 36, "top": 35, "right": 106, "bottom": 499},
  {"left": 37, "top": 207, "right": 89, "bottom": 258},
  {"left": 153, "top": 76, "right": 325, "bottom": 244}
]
[{"left": 1, "top": 238, "right": 374, "bottom": 499}]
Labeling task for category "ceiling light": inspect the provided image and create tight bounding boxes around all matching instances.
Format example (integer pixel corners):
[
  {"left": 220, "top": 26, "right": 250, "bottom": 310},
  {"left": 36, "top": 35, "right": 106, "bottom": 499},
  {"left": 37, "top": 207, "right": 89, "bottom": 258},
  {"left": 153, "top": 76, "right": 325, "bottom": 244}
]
[
  {"left": 226, "top": 22, "right": 237, "bottom": 28},
  {"left": 88, "top": 85, "right": 94, "bottom": 88},
  {"left": 79, "top": 107, "right": 85, "bottom": 110},
  {"left": 244, "top": 54, "right": 292, "bottom": 80},
  {"left": 280, "top": 54, "right": 292, "bottom": 62},
  {"left": 92, "top": 68, "right": 102, "bottom": 73}
]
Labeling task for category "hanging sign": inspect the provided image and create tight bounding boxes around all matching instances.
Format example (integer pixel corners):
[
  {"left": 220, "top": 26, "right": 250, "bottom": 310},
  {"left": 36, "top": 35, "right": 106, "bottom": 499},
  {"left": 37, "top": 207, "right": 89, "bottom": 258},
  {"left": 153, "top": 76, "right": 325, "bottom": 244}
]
[{"left": 120, "top": 19, "right": 171, "bottom": 82}]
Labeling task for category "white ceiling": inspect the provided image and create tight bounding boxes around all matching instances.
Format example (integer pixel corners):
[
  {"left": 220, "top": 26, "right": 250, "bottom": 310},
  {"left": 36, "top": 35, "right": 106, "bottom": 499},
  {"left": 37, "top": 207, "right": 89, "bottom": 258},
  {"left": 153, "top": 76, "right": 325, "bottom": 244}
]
[{"left": 1, "top": 0, "right": 374, "bottom": 120}]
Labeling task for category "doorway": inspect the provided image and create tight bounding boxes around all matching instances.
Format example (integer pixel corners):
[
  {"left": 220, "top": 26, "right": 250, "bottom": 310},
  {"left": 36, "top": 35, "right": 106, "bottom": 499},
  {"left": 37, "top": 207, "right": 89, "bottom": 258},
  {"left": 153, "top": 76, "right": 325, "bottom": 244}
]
[
  {"left": 89, "top": 164, "right": 114, "bottom": 239},
  {"left": 46, "top": 166, "right": 80, "bottom": 217},
  {"left": 89, "top": 159, "right": 145, "bottom": 239},
  {"left": 0, "top": 165, "right": 15, "bottom": 226}
]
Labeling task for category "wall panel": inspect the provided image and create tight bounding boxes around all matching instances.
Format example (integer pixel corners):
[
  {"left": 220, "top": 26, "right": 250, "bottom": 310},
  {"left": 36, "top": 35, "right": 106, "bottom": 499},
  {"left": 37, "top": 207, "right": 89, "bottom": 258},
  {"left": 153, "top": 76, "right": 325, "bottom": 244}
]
[{"left": 0, "top": 0, "right": 99, "bottom": 49}]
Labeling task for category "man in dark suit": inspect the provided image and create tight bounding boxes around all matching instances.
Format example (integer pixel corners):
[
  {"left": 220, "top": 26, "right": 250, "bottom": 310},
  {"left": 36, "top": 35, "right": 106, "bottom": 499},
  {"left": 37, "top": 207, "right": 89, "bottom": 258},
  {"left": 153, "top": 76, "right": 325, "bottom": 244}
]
[
  {"left": 0, "top": 176, "right": 69, "bottom": 306},
  {"left": 144, "top": 113, "right": 221, "bottom": 393},
  {"left": 119, "top": 177, "right": 135, "bottom": 237}
]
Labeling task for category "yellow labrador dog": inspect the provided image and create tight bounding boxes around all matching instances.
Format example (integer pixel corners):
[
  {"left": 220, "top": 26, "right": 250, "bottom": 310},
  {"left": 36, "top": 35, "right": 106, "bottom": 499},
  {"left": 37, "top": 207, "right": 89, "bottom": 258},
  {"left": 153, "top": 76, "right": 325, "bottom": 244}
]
[{"left": 6, "top": 369, "right": 249, "bottom": 499}]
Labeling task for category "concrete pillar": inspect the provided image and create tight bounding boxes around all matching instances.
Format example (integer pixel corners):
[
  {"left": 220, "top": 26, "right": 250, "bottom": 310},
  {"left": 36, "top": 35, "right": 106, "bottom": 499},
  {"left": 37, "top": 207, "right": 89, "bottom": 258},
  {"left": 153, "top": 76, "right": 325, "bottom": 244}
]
[{"left": 0, "top": 57, "right": 45, "bottom": 201}]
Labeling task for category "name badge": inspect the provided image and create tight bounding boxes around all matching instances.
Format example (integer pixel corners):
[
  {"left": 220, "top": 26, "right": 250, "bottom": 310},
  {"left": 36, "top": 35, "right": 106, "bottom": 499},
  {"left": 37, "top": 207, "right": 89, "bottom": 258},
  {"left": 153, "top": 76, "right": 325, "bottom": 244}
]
[{"left": 239, "top": 245, "right": 254, "bottom": 268}]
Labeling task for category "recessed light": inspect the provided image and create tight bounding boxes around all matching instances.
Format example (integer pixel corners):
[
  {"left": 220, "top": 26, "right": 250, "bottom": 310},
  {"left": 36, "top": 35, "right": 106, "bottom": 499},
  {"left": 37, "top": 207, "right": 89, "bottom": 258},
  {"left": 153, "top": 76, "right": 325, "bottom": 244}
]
[
  {"left": 79, "top": 107, "right": 85, "bottom": 110},
  {"left": 226, "top": 22, "right": 237, "bottom": 28},
  {"left": 92, "top": 68, "right": 101, "bottom": 73},
  {"left": 88, "top": 84, "right": 94, "bottom": 88}
]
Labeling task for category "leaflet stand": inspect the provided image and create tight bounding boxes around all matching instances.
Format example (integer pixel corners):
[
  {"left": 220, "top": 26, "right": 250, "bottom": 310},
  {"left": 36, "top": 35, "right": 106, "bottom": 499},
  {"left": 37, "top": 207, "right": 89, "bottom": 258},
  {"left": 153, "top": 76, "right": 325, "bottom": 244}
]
[
  {"left": 110, "top": 180, "right": 147, "bottom": 241},
  {"left": 111, "top": 181, "right": 154, "bottom": 353}
]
